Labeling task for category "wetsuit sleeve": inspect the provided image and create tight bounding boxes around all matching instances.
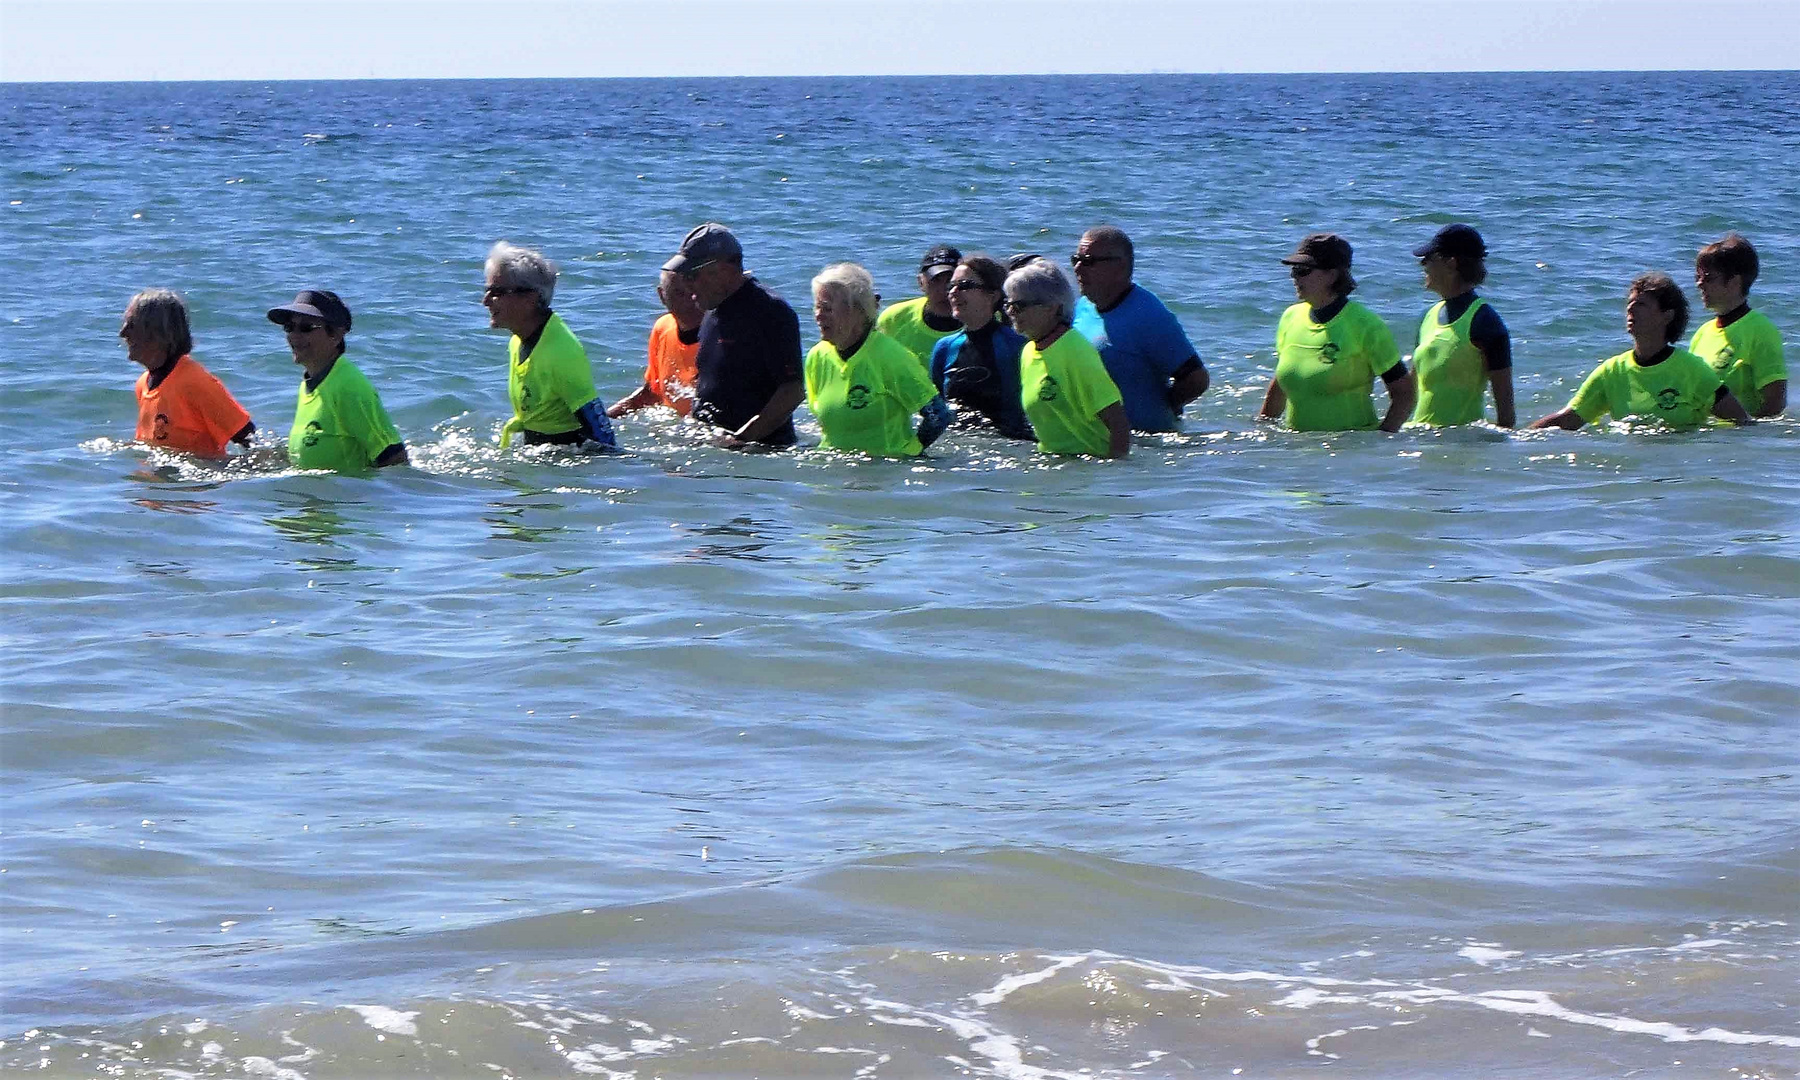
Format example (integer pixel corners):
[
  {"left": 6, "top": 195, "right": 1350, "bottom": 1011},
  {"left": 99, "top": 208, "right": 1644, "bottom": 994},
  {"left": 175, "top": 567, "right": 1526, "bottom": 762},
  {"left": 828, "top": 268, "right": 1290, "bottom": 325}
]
[
  {"left": 928, "top": 336, "right": 954, "bottom": 391},
  {"left": 574, "top": 399, "right": 618, "bottom": 449},
  {"left": 1471, "top": 304, "right": 1512, "bottom": 372}
]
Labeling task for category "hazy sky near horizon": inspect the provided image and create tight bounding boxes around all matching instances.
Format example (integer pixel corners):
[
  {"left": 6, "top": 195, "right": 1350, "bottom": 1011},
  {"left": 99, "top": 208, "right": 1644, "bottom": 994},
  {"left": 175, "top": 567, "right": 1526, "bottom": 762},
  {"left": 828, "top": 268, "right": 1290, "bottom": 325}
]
[{"left": 2, "top": 0, "right": 1796, "bottom": 82}]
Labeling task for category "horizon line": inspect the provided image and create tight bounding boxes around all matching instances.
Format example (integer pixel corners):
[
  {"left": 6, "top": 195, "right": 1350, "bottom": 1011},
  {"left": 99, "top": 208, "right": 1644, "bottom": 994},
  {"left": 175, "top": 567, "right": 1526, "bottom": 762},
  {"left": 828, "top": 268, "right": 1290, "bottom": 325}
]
[{"left": 6, "top": 67, "right": 1796, "bottom": 86}]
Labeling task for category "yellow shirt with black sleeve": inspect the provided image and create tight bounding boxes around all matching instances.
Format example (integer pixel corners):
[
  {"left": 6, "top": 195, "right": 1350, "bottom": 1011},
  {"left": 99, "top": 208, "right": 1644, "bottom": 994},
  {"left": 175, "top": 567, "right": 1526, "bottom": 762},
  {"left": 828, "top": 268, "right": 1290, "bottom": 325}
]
[
  {"left": 1411, "top": 297, "right": 1490, "bottom": 426},
  {"left": 876, "top": 297, "right": 960, "bottom": 369},
  {"left": 1567, "top": 348, "right": 1722, "bottom": 430},
  {"left": 804, "top": 329, "right": 939, "bottom": 457},
  {"left": 1274, "top": 300, "right": 1400, "bottom": 432},
  {"left": 1689, "top": 309, "right": 1785, "bottom": 410},
  {"left": 288, "top": 356, "right": 402, "bottom": 472},
  {"left": 502, "top": 313, "right": 597, "bottom": 447},
  {"left": 1019, "top": 330, "right": 1123, "bottom": 456}
]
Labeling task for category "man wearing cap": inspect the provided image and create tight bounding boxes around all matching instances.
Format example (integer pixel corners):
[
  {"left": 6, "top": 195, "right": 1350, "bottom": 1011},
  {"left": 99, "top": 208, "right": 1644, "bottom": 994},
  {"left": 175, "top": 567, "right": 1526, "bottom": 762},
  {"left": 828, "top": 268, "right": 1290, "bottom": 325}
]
[
  {"left": 1070, "top": 226, "right": 1210, "bottom": 433},
  {"left": 667, "top": 223, "right": 805, "bottom": 450},
  {"left": 1259, "top": 233, "right": 1415, "bottom": 433},
  {"left": 268, "top": 290, "right": 407, "bottom": 471},
  {"left": 1410, "top": 224, "right": 1515, "bottom": 428},
  {"left": 876, "top": 244, "right": 966, "bottom": 369}
]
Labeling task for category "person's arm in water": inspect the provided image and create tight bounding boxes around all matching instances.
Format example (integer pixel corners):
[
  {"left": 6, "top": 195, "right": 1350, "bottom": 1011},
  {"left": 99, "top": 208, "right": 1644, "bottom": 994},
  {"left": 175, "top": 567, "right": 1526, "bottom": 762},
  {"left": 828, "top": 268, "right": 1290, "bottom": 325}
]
[
  {"left": 1487, "top": 369, "right": 1517, "bottom": 429},
  {"left": 1757, "top": 379, "right": 1787, "bottom": 418},
  {"left": 573, "top": 399, "right": 619, "bottom": 449},
  {"left": 716, "top": 380, "right": 806, "bottom": 450},
  {"left": 1378, "top": 363, "right": 1416, "bottom": 433},
  {"left": 1098, "top": 402, "right": 1130, "bottom": 459},
  {"left": 607, "top": 382, "right": 659, "bottom": 418},
  {"left": 1165, "top": 356, "right": 1210, "bottom": 413},
  {"left": 230, "top": 421, "right": 256, "bottom": 448},
  {"left": 1713, "top": 387, "right": 1753, "bottom": 426},
  {"left": 1529, "top": 408, "right": 1585, "bottom": 431},
  {"left": 916, "top": 394, "right": 952, "bottom": 450},
  {"left": 374, "top": 442, "right": 408, "bottom": 467},
  {"left": 1256, "top": 377, "right": 1286, "bottom": 422}
]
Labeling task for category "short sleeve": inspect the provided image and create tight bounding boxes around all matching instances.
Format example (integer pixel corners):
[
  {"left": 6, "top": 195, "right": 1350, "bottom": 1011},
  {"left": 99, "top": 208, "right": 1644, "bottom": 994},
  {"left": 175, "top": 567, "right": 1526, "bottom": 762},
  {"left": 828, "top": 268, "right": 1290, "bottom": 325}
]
[
  {"left": 1142, "top": 298, "right": 1198, "bottom": 379},
  {"left": 1753, "top": 320, "right": 1787, "bottom": 386},
  {"left": 1359, "top": 310, "right": 1400, "bottom": 379},
  {"left": 553, "top": 342, "right": 598, "bottom": 412},
  {"left": 770, "top": 303, "right": 804, "bottom": 384},
  {"left": 1070, "top": 343, "right": 1123, "bottom": 418},
  {"left": 1568, "top": 361, "right": 1611, "bottom": 422},
  {"left": 891, "top": 351, "right": 939, "bottom": 414},
  {"left": 354, "top": 385, "right": 402, "bottom": 459},
  {"left": 194, "top": 368, "right": 251, "bottom": 446},
  {"left": 644, "top": 321, "right": 667, "bottom": 385}
]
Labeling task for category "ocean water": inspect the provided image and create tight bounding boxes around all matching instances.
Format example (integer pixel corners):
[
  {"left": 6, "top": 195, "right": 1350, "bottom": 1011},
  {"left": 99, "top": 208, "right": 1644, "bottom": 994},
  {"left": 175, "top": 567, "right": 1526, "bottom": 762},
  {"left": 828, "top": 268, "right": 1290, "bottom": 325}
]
[{"left": 2, "top": 72, "right": 1798, "bottom": 1078}]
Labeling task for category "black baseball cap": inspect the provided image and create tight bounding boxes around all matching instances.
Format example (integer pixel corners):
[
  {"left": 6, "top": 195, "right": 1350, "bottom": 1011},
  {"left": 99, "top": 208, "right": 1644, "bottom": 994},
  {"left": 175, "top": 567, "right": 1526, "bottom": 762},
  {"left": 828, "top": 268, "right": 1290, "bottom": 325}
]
[
  {"left": 919, "top": 244, "right": 962, "bottom": 278},
  {"left": 267, "top": 290, "right": 352, "bottom": 330},
  {"left": 663, "top": 223, "right": 743, "bottom": 274},
  {"left": 1413, "top": 224, "right": 1488, "bottom": 261},
  {"left": 1281, "top": 233, "right": 1353, "bottom": 271}
]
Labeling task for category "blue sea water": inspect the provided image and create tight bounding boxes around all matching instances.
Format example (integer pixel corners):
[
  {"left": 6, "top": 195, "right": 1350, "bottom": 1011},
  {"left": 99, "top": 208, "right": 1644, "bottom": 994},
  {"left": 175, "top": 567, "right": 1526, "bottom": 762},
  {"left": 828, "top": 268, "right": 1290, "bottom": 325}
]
[{"left": 2, "top": 72, "right": 1798, "bottom": 1077}]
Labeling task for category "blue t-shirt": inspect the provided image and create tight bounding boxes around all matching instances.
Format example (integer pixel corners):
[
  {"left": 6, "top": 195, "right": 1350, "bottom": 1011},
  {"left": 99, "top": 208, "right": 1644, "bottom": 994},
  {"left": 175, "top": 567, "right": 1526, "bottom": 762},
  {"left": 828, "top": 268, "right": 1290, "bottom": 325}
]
[
  {"left": 1072, "top": 296, "right": 1104, "bottom": 342},
  {"left": 1080, "top": 285, "right": 1199, "bottom": 432}
]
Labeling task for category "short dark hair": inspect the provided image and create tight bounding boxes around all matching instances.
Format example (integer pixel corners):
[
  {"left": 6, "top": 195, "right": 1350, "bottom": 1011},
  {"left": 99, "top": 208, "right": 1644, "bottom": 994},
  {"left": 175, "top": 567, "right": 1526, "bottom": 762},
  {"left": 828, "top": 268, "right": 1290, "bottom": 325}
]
[
  {"left": 955, "top": 253, "right": 1008, "bottom": 294},
  {"left": 1696, "top": 232, "right": 1758, "bottom": 291},
  {"left": 1452, "top": 254, "right": 1488, "bottom": 287},
  {"left": 1081, "top": 225, "right": 1134, "bottom": 266},
  {"left": 1629, "top": 272, "right": 1690, "bottom": 344}
]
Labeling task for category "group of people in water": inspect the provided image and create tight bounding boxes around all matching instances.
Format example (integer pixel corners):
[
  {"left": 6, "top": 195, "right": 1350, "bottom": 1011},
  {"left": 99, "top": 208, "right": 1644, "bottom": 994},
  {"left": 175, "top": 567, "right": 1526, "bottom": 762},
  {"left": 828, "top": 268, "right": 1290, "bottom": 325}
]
[{"left": 120, "top": 223, "right": 1786, "bottom": 471}]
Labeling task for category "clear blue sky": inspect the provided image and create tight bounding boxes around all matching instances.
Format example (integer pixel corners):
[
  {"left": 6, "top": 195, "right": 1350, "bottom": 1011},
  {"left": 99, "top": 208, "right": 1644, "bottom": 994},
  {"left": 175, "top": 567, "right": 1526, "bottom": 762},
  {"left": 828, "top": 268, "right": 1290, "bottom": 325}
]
[{"left": 2, "top": 0, "right": 1796, "bottom": 81}]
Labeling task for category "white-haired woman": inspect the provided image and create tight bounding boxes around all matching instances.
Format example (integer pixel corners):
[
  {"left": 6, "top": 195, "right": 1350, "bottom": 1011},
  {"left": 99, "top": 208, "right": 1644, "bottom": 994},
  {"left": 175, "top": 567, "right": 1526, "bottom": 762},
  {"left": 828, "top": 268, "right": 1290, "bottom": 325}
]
[
  {"left": 119, "top": 288, "right": 255, "bottom": 458},
  {"left": 484, "top": 241, "right": 616, "bottom": 450},
  {"left": 806, "top": 263, "right": 951, "bottom": 456},
  {"left": 1003, "top": 260, "right": 1129, "bottom": 458}
]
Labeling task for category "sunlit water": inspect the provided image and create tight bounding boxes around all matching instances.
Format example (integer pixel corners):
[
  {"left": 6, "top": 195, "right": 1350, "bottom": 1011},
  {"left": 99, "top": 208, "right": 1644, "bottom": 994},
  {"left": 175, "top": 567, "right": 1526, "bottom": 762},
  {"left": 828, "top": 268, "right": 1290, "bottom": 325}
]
[{"left": 2, "top": 73, "right": 1797, "bottom": 1077}]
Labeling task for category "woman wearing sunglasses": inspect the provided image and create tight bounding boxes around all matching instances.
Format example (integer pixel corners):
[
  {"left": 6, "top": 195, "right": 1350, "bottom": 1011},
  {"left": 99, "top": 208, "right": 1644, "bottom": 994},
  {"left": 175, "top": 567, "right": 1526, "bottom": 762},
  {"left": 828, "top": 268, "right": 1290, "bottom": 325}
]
[
  {"left": 484, "top": 241, "right": 617, "bottom": 451},
  {"left": 269, "top": 289, "right": 408, "bottom": 471},
  {"left": 1258, "top": 233, "right": 1415, "bottom": 433},
  {"left": 1003, "top": 259, "right": 1129, "bottom": 458},
  {"left": 927, "top": 254, "right": 1034, "bottom": 440}
]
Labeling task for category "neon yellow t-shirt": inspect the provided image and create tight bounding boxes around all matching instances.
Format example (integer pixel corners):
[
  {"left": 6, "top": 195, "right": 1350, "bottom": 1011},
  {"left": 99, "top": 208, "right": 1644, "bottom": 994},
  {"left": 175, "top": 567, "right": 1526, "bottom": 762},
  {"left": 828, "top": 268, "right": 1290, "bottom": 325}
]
[
  {"left": 876, "top": 297, "right": 959, "bottom": 369},
  {"left": 502, "top": 313, "right": 598, "bottom": 447},
  {"left": 289, "top": 356, "right": 402, "bottom": 472},
  {"left": 1273, "top": 300, "right": 1400, "bottom": 432},
  {"left": 1688, "top": 309, "right": 1785, "bottom": 411},
  {"left": 1567, "top": 348, "right": 1722, "bottom": 430},
  {"left": 1019, "top": 330, "right": 1123, "bottom": 456},
  {"left": 1411, "top": 298, "right": 1489, "bottom": 427},
  {"left": 805, "top": 330, "right": 939, "bottom": 457}
]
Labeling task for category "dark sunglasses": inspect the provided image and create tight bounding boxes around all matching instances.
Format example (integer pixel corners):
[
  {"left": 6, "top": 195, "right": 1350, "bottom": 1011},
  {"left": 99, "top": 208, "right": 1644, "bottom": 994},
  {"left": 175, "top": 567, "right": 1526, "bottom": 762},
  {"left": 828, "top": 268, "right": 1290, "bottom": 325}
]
[
  {"left": 285, "top": 320, "right": 325, "bottom": 334},
  {"left": 1289, "top": 265, "right": 1320, "bottom": 279},
  {"left": 483, "top": 284, "right": 536, "bottom": 300},
  {"left": 1069, "top": 254, "right": 1124, "bottom": 268},
  {"left": 947, "top": 280, "right": 991, "bottom": 295},
  {"left": 1001, "top": 299, "right": 1040, "bottom": 313}
]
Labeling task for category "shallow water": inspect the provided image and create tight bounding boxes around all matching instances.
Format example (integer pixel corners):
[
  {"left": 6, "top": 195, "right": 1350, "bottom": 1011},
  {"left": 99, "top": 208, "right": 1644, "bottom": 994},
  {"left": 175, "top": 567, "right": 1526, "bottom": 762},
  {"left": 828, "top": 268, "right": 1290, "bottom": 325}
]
[{"left": 2, "top": 73, "right": 1798, "bottom": 1077}]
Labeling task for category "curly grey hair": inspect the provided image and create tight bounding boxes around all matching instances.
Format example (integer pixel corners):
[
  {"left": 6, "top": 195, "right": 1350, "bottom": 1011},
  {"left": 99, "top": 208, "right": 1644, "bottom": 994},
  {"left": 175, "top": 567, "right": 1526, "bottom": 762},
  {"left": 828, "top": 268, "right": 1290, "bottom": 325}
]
[{"left": 485, "top": 241, "right": 557, "bottom": 307}]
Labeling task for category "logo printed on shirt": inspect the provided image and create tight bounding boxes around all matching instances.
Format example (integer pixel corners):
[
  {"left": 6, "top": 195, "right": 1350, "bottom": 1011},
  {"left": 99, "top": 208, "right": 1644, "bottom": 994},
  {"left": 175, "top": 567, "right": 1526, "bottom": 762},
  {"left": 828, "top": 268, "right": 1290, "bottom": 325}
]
[
  {"left": 1037, "top": 376, "right": 1061, "bottom": 402},
  {"left": 302, "top": 420, "right": 324, "bottom": 447},
  {"left": 521, "top": 383, "right": 536, "bottom": 409},
  {"left": 1319, "top": 341, "right": 1341, "bottom": 364},
  {"left": 153, "top": 413, "right": 170, "bottom": 441},
  {"left": 846, "top": 384, "right": 872, "bottom": 410},
  {"left": 1656, "top": 387, "right": 1681, "bottom": 411}
]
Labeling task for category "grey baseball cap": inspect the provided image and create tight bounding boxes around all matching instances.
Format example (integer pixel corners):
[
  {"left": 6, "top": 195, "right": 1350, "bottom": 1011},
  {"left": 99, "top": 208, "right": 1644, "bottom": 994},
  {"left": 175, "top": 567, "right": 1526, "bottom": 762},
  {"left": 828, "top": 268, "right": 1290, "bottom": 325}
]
[{"left": 662, "top": 223, "right": 742, "bottom": 274}]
